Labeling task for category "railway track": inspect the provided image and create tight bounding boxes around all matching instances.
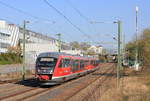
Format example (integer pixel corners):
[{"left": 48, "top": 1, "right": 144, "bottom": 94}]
[
  {"left": 0, "top": 78, "right": 40, "bottom": 101},
  {"left": 0, "top": 87, "right": 37, "bottom": 100},
  {"left": 0, "top": 63, "right": 113, "bottom": 101},
  {"left": 17, "top": 64, "right": 112, "bottom": 101},
  {"left": 62, "top": 63, "right": 115, "bottom": 101},
  {"left": 81, "top": 65, "right": 116, "bottom": 101}
]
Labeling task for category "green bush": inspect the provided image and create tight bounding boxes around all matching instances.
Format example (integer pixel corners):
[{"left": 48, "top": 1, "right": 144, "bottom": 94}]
[{"left": 0, "top": 53, "right": 22, "bottom": 65}]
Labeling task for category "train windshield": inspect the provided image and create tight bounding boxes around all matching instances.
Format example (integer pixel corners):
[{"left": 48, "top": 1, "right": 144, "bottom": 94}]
[{"left": 36, "top": 57, "right": 57, "bottom": 68}]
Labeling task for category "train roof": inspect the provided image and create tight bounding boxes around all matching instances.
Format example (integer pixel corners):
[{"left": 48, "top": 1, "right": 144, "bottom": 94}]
[
  {"left": 38, "top": 52, "right": 71, "bottom": 58},
  {"left": 37, "top": 52, "right": 98, "bottom": 60}
]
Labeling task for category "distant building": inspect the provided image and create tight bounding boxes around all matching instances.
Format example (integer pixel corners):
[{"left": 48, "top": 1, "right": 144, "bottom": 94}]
[
  {"left": 87, "top": 45, "right": 103, "bottom": 54},
  {"left": 0, "top": 20, "right": 19, "bottom": 52},
  {"left": 0, "top": 20, "right": 81, "bottom": 56}
]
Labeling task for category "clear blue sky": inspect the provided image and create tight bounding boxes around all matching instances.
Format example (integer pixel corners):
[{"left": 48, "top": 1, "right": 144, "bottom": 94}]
[{"left": 0, "top": 0, "right": 149, "bottom": 49}]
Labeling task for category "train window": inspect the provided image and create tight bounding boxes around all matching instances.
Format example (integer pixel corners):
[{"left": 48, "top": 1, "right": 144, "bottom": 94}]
[
  {"left": 90, "top": 60, "right": 94, "bottom": 65},
  {"left": 72, "top": 60, "right": 79, "bottom": 71},
  {"left": 80, "top": 60, "right": 84, "bottom": 70},
  {"left": 96, "top": 61, "right": 99, "bottom": 66},
  {"left": 85, "top": 60, "right": 89, "bottom": 66},
  {"left": 59, "top": 58, "right": 71, "bottom": 68},
  {"left": 94, "top": 60, "right": 96, "bottom": 66},
  {"left": 64, "top": 59, "right": 71, "bottom": 67},
  {"left": 93, "top": 60, "right": 95, "bottom": 66},
  {"left": 59, "top": 59, "right": 63, "bottom": 68}
]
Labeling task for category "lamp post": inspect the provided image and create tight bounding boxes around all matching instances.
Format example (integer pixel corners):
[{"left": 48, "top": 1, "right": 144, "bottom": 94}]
[
  {"left": 22, "top": 20, "right": 29, "bottom": 81},
  {"left": 135, "top": 6, "right": 139, "bottom": 70}
]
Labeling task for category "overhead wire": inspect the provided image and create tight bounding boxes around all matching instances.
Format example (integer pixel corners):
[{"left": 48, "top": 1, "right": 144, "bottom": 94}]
[
  {"left": 42, "top": 0, "right": 92, "bottom": 41},
  {"left": 64, "top": 0, "right": 90, "bottom": 23},
  {"left": 65, "top": 0, "right": 117, "bottom": 49},
  {"left": 0, "top": 1, "right": 54, "bottom": 23},
  {"left": 65, "top": 0, "right": 103, "bottom": 44}
]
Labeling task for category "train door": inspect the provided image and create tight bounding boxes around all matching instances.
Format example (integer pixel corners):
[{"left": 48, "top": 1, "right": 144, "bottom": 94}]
[
  {"left": 80, "top": 59, "right": 85, "bottom": 71},
  {"left": 72, "top": 59, "right": 79, "bottom": 72},
  {"left": 84, "top": 60, "right": 89, "bottom": 70}
]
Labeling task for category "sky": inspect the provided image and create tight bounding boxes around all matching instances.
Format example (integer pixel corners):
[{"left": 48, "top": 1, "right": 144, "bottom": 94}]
[{"left": 0, "top": 0, "right": 149, "bottom": 49}]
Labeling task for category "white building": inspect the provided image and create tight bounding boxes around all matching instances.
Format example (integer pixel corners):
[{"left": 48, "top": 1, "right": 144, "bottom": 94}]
[
  {"left": 0, "top": 20, "right": 81, "bottom": 56},
  {"left": 0, "top": 20, "right": 19, "bottom": 52},
  {"left": 87, "top": 45, "right": 103, "bottom": 54}
]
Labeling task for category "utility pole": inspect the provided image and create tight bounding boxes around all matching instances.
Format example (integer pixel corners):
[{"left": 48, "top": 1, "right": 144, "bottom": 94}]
[
  {"left": 114, "top": 20, "right": 122, "bottom": 86},
  {"left": 122, "top": 33, "right": 125, "bottom": 66},
  {"left": 90, "top": 20, "right": 123, "bottom": 86},
  {"left": 56, "top": 33, "right": 61, "bottom": 52},
  {"left": 22, "top": 20, "right": 29, "bottom": 81}
]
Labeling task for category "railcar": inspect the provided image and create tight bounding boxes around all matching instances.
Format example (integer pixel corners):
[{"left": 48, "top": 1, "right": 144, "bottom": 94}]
[{"left": 35, "top": 52, "right": 100, "bottom": 85}]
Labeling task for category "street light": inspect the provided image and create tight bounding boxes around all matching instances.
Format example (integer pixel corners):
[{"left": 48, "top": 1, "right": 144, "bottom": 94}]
[
  {"left": 22, "top": 20, "right": 30, "bottom": 81},
  {"left": 135, "top": 6, "right": 139, "bottom": 70}
]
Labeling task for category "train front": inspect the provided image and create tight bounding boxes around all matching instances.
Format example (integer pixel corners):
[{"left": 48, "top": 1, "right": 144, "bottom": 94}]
[{"left": 35, "top": 55, "right": 58, "bottom": 85}]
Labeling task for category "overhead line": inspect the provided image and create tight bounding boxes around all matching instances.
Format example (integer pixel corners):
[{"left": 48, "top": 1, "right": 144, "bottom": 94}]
[
  {"left": 43, "top": 0, "right": 91, "bottom": 39},
  {"left": 65, "top": 0, "right": 90, "bottom": 23},
  {"left": 65, "top": 0, "right": 102, "bottom": 43},
  {"left": 0, "top": 1, "right": 54, "bottom": 23}
]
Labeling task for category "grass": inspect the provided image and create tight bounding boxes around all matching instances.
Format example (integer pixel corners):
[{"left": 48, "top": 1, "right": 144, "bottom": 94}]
[
  {"left": 85, "top": 67, "right": 150, "bottom": 101},
  {"left": 0, "top": 61, "right": 12, "bottom": 65}
]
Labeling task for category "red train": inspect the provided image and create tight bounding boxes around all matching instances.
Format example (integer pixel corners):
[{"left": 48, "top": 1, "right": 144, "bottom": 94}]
[{"left": 35, "top": 52, "right": 100, "bottom": 85}]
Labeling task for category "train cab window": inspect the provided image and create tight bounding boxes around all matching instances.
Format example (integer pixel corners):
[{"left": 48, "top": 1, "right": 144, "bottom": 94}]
[
  {"left": 37, "top": 57, "right": 57, "bottom": 68},
  {"left": 59, "top": 58, "right": 71, "bottom": 68}
]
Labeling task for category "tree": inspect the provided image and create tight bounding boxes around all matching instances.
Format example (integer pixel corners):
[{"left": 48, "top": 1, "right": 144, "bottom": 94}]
[
  {"left": 126, "top": 28, "right": 150, "bottom": 68},
  {"left": 80, "top": 42, "right": 91, "bottom": 51},
  {"left": 70, "top": 41, "right": 91, "bottom": 51},
  {"left": 70, "top": 41, "right": 80, "bottom": 50},
  {"left": 140, "top": 29, "right": 150, "bottom": 66}
]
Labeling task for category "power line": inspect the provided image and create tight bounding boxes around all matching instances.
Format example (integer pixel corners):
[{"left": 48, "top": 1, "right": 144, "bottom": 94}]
[
  {"left": 0, "top": 1, "right": 54, "bottom": 23},
  {"left": 65, "top": 0, "right": 108, "bottom": 44},
  {"left": 65, "top": 0, "right": 90, "bottom": 23},
  {"left": 43, "top": 0, "right": 92, "bottom": 40}
]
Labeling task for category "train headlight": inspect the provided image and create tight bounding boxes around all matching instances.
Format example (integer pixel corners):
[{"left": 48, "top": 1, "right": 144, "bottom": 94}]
[
  {"left": 37, "top": 69, "right": 41, "bottom": 73},
  {"left": 49, "top": 70, "right": 53, "bottom": 73}
]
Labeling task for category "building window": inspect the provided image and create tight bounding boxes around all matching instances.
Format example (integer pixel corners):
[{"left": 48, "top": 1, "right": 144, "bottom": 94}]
[{"left": 0, "top": 42, "right": 10, "bottom": 48}]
